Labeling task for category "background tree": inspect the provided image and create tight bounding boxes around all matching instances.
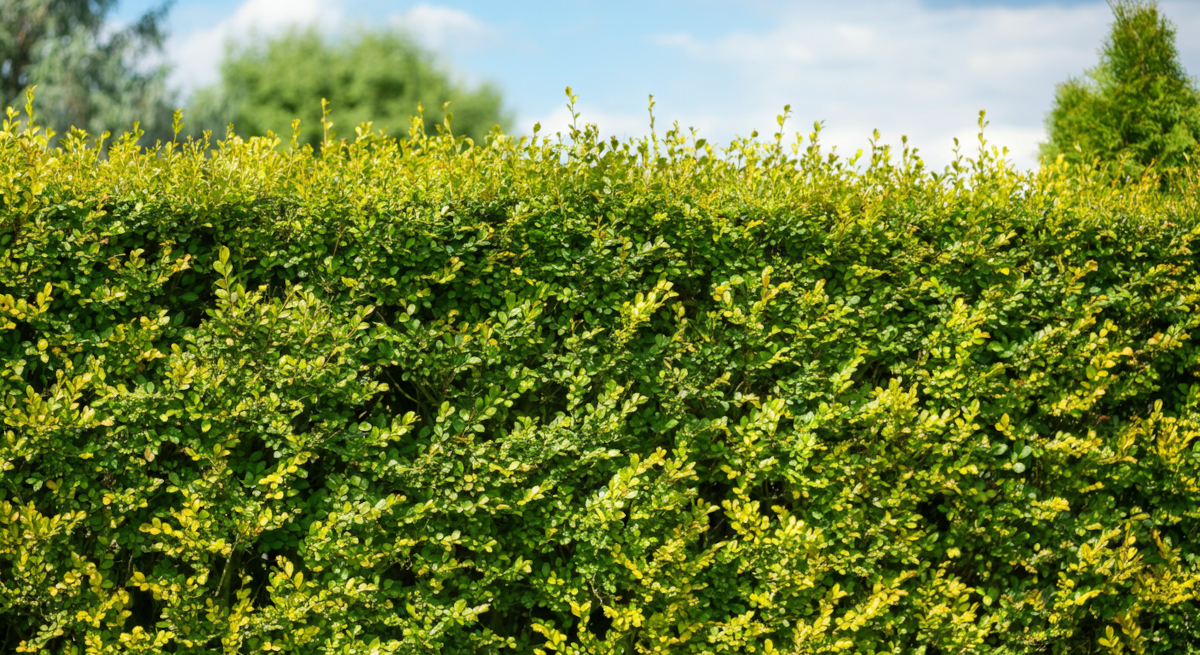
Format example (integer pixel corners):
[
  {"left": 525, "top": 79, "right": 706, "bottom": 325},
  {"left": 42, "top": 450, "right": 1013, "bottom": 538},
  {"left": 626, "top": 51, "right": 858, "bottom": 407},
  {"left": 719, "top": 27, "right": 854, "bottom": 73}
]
[
  {"left": 1041, "top": 0, "right": 1200, "bottom": 175},
  {"left": 188, "top": 27, "right": 510, "bottom": 146},
  {"left": 1, "top": 0, "right": 177, "bottom": 144}
]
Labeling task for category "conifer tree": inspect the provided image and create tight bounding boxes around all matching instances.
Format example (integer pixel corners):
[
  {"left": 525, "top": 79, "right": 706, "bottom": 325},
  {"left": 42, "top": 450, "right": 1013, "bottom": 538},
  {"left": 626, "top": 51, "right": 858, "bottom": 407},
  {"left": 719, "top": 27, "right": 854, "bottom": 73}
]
[{"left": 1041, "top": 0, "right": 1200, "bottom": 175}]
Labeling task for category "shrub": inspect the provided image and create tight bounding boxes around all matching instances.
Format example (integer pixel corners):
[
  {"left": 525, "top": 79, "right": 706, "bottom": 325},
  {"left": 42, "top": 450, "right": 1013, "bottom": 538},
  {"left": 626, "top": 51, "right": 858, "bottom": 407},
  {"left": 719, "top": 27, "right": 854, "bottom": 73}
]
[{"left": 2, "top": 97, "right": 1200, "bottom": 654}]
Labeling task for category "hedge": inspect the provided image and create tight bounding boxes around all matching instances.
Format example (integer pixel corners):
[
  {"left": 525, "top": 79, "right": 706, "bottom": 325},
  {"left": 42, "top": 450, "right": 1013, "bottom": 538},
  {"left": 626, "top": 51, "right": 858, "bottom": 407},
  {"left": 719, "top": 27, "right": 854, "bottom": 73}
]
[{"left": 3, "top": 94, "right": 1200, "bottom": 654}]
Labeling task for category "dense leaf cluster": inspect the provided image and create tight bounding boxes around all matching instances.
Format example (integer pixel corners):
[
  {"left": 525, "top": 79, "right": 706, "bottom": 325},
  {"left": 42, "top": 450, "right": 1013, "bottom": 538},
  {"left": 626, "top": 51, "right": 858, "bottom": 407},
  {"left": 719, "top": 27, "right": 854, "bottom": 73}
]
[{"left": 2, "top": 99, "right": 1200, "bottom": 654}]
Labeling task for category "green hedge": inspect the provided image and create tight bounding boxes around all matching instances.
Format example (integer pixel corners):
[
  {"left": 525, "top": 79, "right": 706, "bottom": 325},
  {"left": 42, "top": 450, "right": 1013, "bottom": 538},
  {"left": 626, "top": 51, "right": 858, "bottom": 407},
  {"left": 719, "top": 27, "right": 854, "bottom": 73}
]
[{"left": 3, "top": 97, "right": 1200, "bottom": 654}]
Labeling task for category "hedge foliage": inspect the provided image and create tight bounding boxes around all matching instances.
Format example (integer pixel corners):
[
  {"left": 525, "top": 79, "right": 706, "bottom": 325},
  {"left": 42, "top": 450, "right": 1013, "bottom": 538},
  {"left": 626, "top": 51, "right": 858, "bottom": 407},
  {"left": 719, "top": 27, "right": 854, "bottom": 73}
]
[{"left": 3, "top": 93, "right": 1200, "bottom": 654}]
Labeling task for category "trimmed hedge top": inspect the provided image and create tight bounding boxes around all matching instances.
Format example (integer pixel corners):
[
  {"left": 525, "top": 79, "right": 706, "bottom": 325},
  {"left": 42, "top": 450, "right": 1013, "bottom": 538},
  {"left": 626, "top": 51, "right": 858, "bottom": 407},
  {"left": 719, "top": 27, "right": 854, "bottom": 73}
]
[{"left": 3, "top": 98, "right": 1200, "bottom": 654}]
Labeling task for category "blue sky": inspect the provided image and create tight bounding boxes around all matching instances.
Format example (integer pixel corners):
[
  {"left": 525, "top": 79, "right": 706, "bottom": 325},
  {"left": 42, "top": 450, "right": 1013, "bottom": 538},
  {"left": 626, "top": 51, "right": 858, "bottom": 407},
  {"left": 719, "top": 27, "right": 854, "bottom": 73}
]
[{"left": 113, "top": 0, "right": 1200, "bottom": 170}]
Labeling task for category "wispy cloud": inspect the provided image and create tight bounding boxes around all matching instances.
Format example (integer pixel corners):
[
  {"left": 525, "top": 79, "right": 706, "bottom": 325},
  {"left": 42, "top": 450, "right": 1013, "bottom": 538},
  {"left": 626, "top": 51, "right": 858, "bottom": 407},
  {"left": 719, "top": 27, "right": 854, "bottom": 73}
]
[{"left": 391, "top": 4, "right": 499, "bottom": 53}]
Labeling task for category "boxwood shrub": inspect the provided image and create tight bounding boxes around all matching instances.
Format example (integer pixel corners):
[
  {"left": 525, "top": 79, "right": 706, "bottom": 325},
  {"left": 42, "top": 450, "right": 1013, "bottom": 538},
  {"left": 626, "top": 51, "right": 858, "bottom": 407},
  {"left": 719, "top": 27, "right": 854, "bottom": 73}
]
[{"left": 3, "top": 97, "right": 1200, "bottom": 654}]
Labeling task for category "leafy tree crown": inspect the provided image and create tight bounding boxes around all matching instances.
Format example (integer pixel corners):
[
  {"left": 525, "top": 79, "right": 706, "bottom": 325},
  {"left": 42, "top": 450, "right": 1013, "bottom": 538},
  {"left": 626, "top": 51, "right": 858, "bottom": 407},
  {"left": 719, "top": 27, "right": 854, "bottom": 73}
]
[
  {"left": 188, "top": 26, "right": 510, "bottom": 146},
  {"left": 1, "top": 0, "right": 177, "bottom": 145}
]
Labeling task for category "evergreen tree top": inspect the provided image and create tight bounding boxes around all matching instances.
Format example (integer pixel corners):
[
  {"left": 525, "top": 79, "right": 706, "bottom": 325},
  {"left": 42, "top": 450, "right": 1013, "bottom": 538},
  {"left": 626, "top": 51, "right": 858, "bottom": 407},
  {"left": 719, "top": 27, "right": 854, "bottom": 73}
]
[{"left": 1041, "top": 0, "right": 1200, "bottom": 177}]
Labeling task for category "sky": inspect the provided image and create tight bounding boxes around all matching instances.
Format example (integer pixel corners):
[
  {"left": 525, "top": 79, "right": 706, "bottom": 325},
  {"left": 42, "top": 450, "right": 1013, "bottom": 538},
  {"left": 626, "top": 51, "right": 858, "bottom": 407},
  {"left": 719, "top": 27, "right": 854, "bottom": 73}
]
[{"left": 112, "top": 0, "right": 1200, "bottom": 170}]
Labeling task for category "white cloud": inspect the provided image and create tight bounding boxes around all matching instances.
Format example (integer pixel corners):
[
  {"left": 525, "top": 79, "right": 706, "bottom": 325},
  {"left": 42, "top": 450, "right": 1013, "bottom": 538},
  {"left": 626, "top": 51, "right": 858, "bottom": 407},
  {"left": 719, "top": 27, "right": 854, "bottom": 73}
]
[
  {"left": 168, "top": 0, "right": 344, "bottom": 93},
  {"left": 649, "top": 0, "right": 1123, "bottom": 169},
  {"left": 391, "top": 4, "right": 499, "bottom": 53}
]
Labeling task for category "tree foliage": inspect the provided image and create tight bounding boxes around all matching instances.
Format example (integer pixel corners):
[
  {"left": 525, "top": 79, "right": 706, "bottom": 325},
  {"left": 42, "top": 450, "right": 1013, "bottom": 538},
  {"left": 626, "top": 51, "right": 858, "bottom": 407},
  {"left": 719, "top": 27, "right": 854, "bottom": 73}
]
[
  {"left": 190, "top": 27, "right": 510, "bottom": 146},
  {"left": 0, "top": 0, "right": 176, "bottom": 144},
  {"left": 1041, "top": 0, "right": 1200, "bottom": 176}
]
